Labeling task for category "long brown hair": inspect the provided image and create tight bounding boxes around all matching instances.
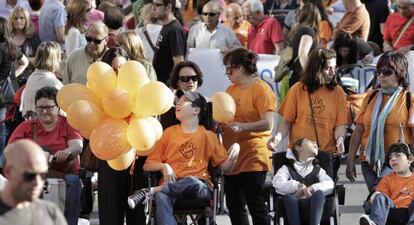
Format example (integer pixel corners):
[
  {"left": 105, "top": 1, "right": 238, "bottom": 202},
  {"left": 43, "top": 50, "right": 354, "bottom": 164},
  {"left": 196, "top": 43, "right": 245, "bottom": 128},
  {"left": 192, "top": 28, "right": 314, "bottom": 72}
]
[
  {"left": 0, "top": 17, "right": 19, "bottom": 59},
  {"left": 65, "top": 0, "right": 89, "bottom": 35},
  {"left": 288, "top": 2, "right": 321, "bottom": 44}
]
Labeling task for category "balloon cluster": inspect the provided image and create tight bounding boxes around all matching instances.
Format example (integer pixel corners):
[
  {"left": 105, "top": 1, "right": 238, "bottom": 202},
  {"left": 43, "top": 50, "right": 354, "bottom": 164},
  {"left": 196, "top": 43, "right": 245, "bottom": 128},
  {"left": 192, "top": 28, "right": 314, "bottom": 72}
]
[{"left": 57, "top": 61, "right": 174, "bottom": 171}]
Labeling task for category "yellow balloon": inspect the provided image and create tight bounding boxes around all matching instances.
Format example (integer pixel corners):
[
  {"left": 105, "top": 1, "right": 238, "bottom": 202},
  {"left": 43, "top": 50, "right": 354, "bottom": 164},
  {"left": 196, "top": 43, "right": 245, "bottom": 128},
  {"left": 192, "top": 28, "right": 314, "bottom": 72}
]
[
  {"left": 103, "top": 88, "right": 133, "bottom": 119},
  {"left": 135, "top": 81, "right": 174, "bottom": 116},
  {"left": 90, "top": 118, "right": 131, "bottom": 160},
  {"left": 127, "top": 118, "right": 156, "bottom": 151},
  {"left": 118, "top": 61, "right": 150, "bottom": 99},
  {"left": 79, "top": 128, "right": 92, "bottom": 139},
  {"left": 107, "top": 148, "right": 136, "bottom": 171},
  {"left": 87, "top": 62, "right": 117, "bottom": 98},
  {"left": 57, "top": 84, "right": 102, "bottom": 112},
  {"left": 145, "top": 117, "right": 163, "bottom": 140},
  {"left": 67, "top": 100, "right": 106, "bottom": 131},
  {"left": 210, "top": 92, "right": 236, "bottom": 124}
]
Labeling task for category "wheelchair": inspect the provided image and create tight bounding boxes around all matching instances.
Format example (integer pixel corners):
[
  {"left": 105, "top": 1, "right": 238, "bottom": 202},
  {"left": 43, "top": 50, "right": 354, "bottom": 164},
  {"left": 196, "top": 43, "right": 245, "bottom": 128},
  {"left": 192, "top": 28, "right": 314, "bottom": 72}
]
[
  {"left": 266, "top": 151, "right": 345, "bottom": 225},
  {"left": 137, "top": 167, "right": 224, "bottom": 225}
]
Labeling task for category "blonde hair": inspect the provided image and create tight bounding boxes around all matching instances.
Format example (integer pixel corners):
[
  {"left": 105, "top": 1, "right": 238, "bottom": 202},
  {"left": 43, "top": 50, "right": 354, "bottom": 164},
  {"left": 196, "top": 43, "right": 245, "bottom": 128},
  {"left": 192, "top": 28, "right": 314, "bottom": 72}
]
[
  {"left": 7, "top": 7, "right": 34, "bottom": 37},
  {"left": 116, "top": 31, "right": 147, "bottom": 60},
  {"left": 65, "top": 0, "right": 89, "bottom": 35},
  {"left": 34, "top": 41, "right": 62, "bottom": 73}
]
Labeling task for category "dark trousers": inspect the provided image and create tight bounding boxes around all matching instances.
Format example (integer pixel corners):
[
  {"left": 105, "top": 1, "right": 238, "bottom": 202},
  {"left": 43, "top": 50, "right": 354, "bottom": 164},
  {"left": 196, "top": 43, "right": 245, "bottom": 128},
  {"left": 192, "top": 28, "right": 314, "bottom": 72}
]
[
  {"left": 282, "top": 190, "right": 326, "bottom": 225},
  {"left": 224, "top": 172, "right": 270, "bottom": 225},
  {"left": 98, "top": 157, "right": 147, "bottom": 225}
]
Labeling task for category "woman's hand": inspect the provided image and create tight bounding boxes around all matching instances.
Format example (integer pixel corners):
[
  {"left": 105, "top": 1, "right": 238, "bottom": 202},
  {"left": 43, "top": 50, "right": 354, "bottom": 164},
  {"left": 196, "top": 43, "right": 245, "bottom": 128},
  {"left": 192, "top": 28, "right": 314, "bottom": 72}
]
[
  {"left": 162, "top": 163, "right": 176, "bottom": 183},
  {"left": 334, "top": 136, "right": 345, "bottom": 157},
  {"left": 54, "top": 150, "right": 71, "bottom": 163},
  {"left": 267, "top": 133, "right": 282, "bottom": 151}
]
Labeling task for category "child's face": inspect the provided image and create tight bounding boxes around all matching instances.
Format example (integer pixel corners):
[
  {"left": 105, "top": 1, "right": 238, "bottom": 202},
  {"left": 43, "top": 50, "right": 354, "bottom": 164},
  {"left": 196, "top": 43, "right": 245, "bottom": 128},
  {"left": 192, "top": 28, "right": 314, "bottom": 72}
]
[
  {"left": 389, "top": 152, "right": 413, "bottom": 174},
  {"left": 175, "top": 96, "right": 199, "bottom": 121},
  {"left": 299, "top": 139, "right": 318, "bottom": 157}
]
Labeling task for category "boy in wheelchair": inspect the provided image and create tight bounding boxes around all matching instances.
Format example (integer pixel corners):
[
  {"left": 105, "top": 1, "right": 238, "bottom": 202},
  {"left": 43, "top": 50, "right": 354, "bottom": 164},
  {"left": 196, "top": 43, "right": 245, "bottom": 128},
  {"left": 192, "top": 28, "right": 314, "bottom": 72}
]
[
  {"left": 272, "top": 138, "right": 334, "bottom": 225},
  {"left": 359, "top": 143, "right": 414, "bottom": 225},
  {"left": 127, "top": 91, "right": 240, "bottom": 225}
]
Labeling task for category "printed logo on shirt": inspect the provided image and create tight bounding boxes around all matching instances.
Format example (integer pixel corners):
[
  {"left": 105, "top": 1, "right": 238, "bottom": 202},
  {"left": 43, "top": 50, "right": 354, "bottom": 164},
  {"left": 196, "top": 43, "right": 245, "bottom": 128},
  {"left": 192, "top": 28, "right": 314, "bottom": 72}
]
[
  {"left": 309, "top": 96, "right": 326, "bottom": 114},
  {"left": 180, "top": 141, "right": 198, "bottom": 159},
  {"left": 155, "top": 34, "right": 163, "bottom": 49}
]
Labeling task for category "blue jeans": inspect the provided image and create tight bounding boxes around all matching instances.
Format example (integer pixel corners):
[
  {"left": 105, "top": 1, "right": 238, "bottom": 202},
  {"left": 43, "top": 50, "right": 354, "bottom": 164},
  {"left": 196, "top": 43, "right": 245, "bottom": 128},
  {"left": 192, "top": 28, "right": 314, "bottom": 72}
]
[
  {"left": 370, "top": 193, "right": 414, "bottom": 225},
  {"left": 64, "top": 174, "right": 82, "bottom": 225},
  {"left": 154, "top": 176, "right": 212, "bottom": 225},
  {"left": 283, "top": 190, "right": 326, "bottom": 225},
  {"left": 0, "top": 107, "right": 6, "bottom": 167}
]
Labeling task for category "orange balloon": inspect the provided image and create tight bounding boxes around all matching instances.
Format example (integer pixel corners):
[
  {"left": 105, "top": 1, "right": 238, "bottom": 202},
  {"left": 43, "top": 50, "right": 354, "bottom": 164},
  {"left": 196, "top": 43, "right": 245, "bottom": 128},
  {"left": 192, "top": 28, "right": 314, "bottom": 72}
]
[
  {"left": 107, "top": 148, "right": 136, "bottom": 171},
  {"left": 67, "top": 100, "right": 106, "bottom": 131},
  {"left": 57, "top": 84, "right": 102, "bottom": 112},
  {"left": 127, "top": 118, "right": 156, "bottom": 151},
  {"left": 135, "top": 81, "right": 174, "bottom": 116},
  {"left": 145, "top": 117, "right": 163, "bottom": 140},
  {"left": 136, "top": 148, "right": 155, "bottom": 156},
  {"left": 103, "top": 88, "right": 133, "bottom": 119},
  {"left": 90, "top": 118, "right": 131, "bottom": 160},
  {"left": 117, "top": 61, "right": 150, "bottom": 99},
  {"left": 87, "top": 62, "right": 117, "bottom": 98},
  {"left": 210, "top": 92, "right": 236, "bottom": 124}
]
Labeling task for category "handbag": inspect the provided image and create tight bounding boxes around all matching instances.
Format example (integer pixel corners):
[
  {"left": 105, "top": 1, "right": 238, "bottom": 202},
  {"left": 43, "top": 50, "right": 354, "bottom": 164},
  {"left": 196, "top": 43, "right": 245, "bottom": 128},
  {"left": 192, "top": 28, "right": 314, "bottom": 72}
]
[
  {"left": 274, "top": 44, "right": 298, "bottom": 82},
  {"left": 80, "top": 142, "right": 99, "bottom": 172},
  {"left": 0, "top": 62, "right": 18, "bottom": 106}
]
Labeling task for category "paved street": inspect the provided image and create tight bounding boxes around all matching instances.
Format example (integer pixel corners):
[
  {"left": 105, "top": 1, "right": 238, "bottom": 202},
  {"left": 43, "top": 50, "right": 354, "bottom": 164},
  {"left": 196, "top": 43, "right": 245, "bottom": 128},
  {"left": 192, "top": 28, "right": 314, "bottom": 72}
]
[{"left": 89, "top": 160, "right": 369, "bottom": 225}]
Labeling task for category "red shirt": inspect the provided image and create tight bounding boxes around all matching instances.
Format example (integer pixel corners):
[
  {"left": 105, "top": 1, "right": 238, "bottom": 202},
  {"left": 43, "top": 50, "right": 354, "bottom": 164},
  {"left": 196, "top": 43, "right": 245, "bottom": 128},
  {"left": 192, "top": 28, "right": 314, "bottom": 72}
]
[
  {"left": 9, "top": 115, "right": 83, "bottom": 173},
  {"left": 383, "top": 12, "right": 414, "bottom": 50},
  {"left": 247, "top": 16, "right": 283, "bottom": 54}
]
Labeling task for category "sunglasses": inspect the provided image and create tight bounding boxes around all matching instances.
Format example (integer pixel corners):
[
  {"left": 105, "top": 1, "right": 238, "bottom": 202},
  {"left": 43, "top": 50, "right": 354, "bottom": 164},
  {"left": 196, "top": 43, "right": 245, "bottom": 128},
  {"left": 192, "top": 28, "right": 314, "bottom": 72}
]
[
  {"left": 377, "top": 69, "right": 394, "bottom": 77},
  {"left": 35, "top": 105, "right": 57, "bottom": 112},
  {"left": 202, "top": 12, "right": 218, "bottom": 17},
  {"left": 23, "top": 171, "right": 47, "bottom": 182},
  {"left": 179, "top": 75, "right": 199, "bottom": 82},
  {"left": 85, "top": 36, "right": 107, "bottom": 45}
]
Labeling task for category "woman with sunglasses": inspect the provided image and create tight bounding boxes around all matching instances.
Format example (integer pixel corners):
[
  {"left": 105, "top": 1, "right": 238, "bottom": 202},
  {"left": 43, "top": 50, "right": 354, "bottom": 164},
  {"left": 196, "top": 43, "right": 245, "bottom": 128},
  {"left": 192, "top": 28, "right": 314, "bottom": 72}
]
[
  {"left": 65, "top": 0, "right": 91, "bottom": 57},
  {"left": 9, "top": 86, "right": 83, "bottom": 225},
  {"left": 221, "top": 48, "right": 276, "bottom": 225},
  {"left": 21, "top": 41, "right": 63, "bottom": 119},
  {"left": 346, "top": 51, "right": 414, "bottom": 193},
  {"left": 160, "top": 60, "right": 204, "bottom": 129}
]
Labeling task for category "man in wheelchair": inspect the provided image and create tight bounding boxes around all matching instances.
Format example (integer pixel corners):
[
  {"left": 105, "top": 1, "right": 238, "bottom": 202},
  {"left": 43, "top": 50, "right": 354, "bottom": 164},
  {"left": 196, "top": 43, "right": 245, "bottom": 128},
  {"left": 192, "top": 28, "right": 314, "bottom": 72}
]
[
  {"left": 128, "top": 91, "right": 240, "bottom": 225},
  {"left": 272, "top": 138, "right": 334, "bottom": 225},
  {"left": 359, "top": 143, "right": 414, "bottom": 225}
]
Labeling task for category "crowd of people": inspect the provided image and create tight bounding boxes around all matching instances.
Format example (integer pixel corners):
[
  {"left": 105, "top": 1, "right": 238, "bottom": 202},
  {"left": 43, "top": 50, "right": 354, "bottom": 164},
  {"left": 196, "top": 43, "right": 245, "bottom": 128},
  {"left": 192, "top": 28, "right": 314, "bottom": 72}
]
[{"left": 0, "top": 0, "right": 413, "bottom": 224}]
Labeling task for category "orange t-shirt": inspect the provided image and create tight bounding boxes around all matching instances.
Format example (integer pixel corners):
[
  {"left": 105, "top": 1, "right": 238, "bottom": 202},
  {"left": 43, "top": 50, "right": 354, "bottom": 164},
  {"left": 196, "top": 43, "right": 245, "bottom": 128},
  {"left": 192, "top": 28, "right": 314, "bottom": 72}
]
[
  {"left": 334, "top": 4, "right": 370, "bottom": 41},
  {"left": 146, "top": 125, "right": 228, "bottom": 182},
  {"left": 222, "top": 78, "right": 277, "bottom": 174},
  {"left": 183, "top": 0, "right": 196, "bottom": 26},
  {"left": 376, "top": 172, "right": 414, "bottom": 208},
  {"left": 224, "top": 20, "right": 251, "bottom": 48},
  {"left": 354, "top": 90, "right": 414, "bottom": 161},
  {"left": 278, "top": 82, "right": 348, "bottom": 153},
  {"left": 320, "top": 20, "right": 332, "bottom": 47}
]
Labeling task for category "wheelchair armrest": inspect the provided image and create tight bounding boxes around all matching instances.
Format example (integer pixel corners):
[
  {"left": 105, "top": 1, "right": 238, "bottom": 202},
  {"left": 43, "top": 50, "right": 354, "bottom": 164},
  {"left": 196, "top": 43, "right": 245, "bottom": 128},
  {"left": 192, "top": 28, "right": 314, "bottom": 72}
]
[{"left": 212, "top": 168, "right": 224, "bottom": 188}]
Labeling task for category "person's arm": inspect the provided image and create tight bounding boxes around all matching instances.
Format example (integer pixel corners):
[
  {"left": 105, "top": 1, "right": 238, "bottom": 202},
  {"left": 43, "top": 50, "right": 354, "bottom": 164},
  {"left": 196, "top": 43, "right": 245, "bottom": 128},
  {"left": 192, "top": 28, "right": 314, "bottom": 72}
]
[
  {"left": 143, "top": 161, "right": 176, "bottom": 182},
  {"left": 272, "top": 165, "right": 300, "bottom": 195},
  {"left": 15, "top": 55, "right": 29, "bottom": 77},
  {"left": 346, "top": 123, "right": 364, "bottom": 182},
  {"left": 298, "top": 35, "right": 313, "bottom": 69},
  {"left": 228, "top": 111, "right": 274, "bottom": 133},
  {"left": 54, "top": 139, "right": 83, "bottom": 162},
  {"left": 334, "top": 124, "right": 347, "bottom": 156},
  {"left": 219, "top": 143, "right": 240, "bottom": 173},
  {"left": 311, "top": 168, "right": 335, "bottom": 196},
  {"left": 55, "top": 26, "right": 65, "bottom": 44},
  {"left": 267, "top": 116, "right": 291, "bottom": 150}
]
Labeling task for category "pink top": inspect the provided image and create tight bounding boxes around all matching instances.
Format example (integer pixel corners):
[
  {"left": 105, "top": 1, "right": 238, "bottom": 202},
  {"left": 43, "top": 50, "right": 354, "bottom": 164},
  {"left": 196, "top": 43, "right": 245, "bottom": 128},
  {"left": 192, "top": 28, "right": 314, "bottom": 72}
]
[{"left": 84, "top": 8, "right": 104, "bottom": 28}]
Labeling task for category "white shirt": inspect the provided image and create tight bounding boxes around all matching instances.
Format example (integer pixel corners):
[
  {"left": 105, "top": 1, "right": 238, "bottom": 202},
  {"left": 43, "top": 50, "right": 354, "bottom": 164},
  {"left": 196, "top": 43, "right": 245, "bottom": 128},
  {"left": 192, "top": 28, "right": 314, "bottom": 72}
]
[
  {"left": 187, "top": 23, "right": 242, "bottom": 49},
  {"left": 136, "top": 24, "right": 162, "bottom": 62},
  {"left": 65, "top": 27, "right": 87, "bottom": 58}
]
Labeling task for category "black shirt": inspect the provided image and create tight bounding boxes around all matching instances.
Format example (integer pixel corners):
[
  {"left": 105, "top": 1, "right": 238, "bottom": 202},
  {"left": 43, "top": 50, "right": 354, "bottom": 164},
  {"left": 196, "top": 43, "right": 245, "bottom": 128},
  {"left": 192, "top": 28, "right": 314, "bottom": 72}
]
[
  {"left": 362, "top": 0, "right": 389, "bottom": 49},
  {"left": 152, "top": 19, "right": 186, "bottom": 85}
]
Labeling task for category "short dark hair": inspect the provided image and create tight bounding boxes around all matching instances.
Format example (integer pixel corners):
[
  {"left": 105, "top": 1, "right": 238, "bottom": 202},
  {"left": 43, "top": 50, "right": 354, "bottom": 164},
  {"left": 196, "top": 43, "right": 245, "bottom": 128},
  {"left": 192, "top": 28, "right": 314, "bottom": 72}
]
[
  {"left": 376, "top": 51, "right": 409, "bottom": 89},
  {"left": 35, "top": 86, "right": 58, "bottom": 105},
  {"left": 181, "top": 91, "right": 214, "bottom": 131},
  {"left": 291, "top": 138, "right": 305, "bottom": 160},
  {"left": 170, "top": 61, "right": 204, "bottom": 89},
  {"left": 386, "top": 143, "right": 413, "bottom": 169},
  {"left": 101, "top": 47, "right": 129, "bottom": 66},
  {"left": 223, "top": 48, "right": 258, "bottom": 75},
  {"left": 104, "top": 6, "right": 123, "bottom": 30}
]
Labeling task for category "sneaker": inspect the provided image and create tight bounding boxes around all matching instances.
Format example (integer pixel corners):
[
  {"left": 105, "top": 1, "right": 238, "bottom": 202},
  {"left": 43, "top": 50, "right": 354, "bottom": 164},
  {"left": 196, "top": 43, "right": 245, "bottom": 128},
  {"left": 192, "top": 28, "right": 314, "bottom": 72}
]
[
  {"left": 77, "top": 218, "right": 90, "bottom": 225},
  {"left": 359, "top": 214, "right": 376, "bottom": 225},
  {"left": 127, "top": 189, "right": 152, "bottom": 209}
]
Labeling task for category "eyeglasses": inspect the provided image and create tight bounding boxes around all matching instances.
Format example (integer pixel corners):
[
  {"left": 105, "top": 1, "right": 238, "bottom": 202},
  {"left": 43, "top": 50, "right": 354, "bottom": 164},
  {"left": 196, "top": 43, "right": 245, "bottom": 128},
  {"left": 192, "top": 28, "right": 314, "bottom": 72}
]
[
  {"left": 85, "top": 36, "right": 107, "bottom": 45},
  {"left": 378, "top": 69, "right": 394, "bottom": 77},
  {"left": 35, "top": 105, "right": 57, "bottom": 112},
  {"left": 225, "top": 65, "right": 237, "bottom": 75},
  {"left": 179, "top": 75, "right": 199, "bottom": 82},
  {"left": 202, "top": 12, "right": 219, "bottom": 17},
  {"left": 152, "top": 2, "right": 165, "bottom": 7},
  {"left": 22, "top": 171, "right": 47, "bottom": 182}
]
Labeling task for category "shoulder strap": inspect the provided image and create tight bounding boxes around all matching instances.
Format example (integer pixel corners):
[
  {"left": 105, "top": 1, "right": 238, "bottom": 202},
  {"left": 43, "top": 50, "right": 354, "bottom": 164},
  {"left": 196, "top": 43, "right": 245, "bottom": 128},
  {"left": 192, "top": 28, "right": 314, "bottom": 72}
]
[
  {"left": 406, "top": 92, "right": 411, "bottom": 110},
  {"left": 286, "top": 163, "right": 304, "bottom": 183},
  {"left": 306, "top": 165, "right": 321, "bottom": 179},
  {"left": 308, "top": 91, "right": 320, "bottom": 146},
  {"left": 393, "top": 16, "right": 414, "bottom": 48},
  {"left": 143, "top": 26, "right": 156, "bottom": 52}
]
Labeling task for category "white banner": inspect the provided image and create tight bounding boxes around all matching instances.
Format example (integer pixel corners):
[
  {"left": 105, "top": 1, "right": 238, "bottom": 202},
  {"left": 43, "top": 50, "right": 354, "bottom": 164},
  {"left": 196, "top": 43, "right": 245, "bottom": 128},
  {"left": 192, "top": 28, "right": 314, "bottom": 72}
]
[
  {"left": 407, "top": 51, "right": 414, "bottom": 92},
  {"left": 187, "top": 48, "right": 280, "bottom": 97}
]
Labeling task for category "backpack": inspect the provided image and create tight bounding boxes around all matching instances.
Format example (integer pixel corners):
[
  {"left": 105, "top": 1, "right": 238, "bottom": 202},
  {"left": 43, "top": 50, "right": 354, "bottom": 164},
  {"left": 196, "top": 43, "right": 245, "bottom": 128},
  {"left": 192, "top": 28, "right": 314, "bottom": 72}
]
[{"left": 273, "top": 44, "right": 298, "bottom": 82}]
